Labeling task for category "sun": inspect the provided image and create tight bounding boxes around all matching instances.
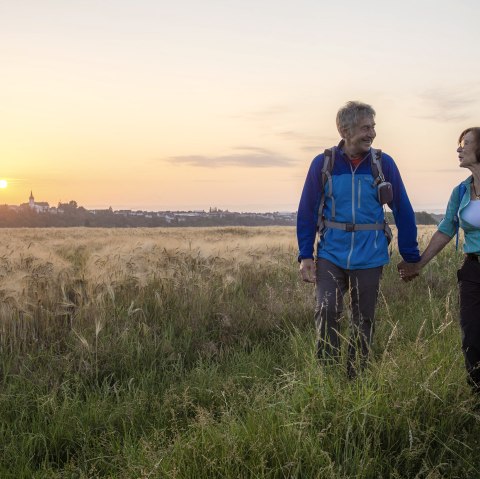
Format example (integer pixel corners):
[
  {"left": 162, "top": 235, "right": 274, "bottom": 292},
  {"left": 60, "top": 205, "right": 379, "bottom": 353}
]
[{"left": 0, "top": 180, "right": 7, "bottom": 189}]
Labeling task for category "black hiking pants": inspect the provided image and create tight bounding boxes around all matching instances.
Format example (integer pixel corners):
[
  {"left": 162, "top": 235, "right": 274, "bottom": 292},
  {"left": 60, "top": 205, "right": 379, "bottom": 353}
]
[{"left": 458, "top": 254, "right": 480, "bottom": 393}]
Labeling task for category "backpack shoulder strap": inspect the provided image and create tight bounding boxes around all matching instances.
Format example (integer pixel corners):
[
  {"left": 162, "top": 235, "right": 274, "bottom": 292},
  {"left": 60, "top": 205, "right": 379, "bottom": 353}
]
[
  {"left": 370, "top": 148, "right": 393, "bottom": 247},
  {"left": 317, "top": 147, "right": 337, "bottom": 232},
  {"left": 454, "top": 181, "right": 468, "bottom": 251},
  {"left": 321, "top": 148, "right": 335, "bottom": 183},
  {"left": 370, "top": 148, "right": 384, "bottom": 184}
]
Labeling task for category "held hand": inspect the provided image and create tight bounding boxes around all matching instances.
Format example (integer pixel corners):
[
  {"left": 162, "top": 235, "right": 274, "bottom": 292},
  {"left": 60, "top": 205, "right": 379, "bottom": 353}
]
[
  {"left": 397, "top": 260, "right": 421, "bottom": 282},
  {"left": 299, "top": 258, "right": 316, "bottom": 283}
]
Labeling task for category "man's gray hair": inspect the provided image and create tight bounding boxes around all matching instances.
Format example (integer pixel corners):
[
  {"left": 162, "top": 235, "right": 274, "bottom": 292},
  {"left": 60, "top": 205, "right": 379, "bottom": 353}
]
[{"left": 336, "top": 101, "right": 376, "bottom": 137}]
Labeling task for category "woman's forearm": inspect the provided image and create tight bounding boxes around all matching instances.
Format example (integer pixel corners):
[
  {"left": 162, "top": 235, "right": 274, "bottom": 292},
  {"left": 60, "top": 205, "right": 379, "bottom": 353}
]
[{"left": 419, "top": 231, "right": 452, "bottom": 268}]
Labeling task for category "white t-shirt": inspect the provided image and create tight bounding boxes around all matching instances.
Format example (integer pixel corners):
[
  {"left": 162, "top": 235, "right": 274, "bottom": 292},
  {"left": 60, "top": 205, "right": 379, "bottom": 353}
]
[{"left": 462, "top": 199, "right": 480, "bottom": 227}]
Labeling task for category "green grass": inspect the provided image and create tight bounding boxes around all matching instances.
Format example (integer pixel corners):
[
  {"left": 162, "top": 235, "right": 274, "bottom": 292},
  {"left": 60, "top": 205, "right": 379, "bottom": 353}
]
[{"left": 1, "top": 229, "right": 479, "bottom": 478}]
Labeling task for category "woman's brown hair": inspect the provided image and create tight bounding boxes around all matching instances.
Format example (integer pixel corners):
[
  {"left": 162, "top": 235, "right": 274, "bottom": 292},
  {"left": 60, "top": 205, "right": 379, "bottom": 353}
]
[{"left": 458, "top": 127, "right": 480, "bottom": 162}]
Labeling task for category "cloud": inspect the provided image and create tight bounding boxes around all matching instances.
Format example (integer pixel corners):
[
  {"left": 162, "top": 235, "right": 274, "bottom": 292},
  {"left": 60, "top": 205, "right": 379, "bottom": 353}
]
[
  {"left": 277, "top": 130, "right": 312, "bottom": 142},
  {"left": 414, "top": 86, "right": 480, "bottom": 122},
  {"left": 277, "top": 130, "right": 333, "bottom": 142},
  {"left": 434, "top": 168, "right": 463, "bottom": 173},
  {"left": 413, "top": 168, "right": 463, "bottom": 174},
  {"left": 301, "top": 145, "right": 323, "bottom": 153},
  {"left": 230, "top": 105, "right": 291, "bottom": 121},
  {"left": 167, "top": 147, "right": 297, "bottom": 168},
  {"left": 276, "top": 130, "right": 337, "bottom": 153}
]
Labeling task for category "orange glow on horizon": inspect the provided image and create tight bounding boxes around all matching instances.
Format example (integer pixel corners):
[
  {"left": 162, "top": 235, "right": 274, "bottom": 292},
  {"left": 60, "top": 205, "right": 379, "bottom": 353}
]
[{"left": 1, "top": 2, "right": 478, "bottom": 213}]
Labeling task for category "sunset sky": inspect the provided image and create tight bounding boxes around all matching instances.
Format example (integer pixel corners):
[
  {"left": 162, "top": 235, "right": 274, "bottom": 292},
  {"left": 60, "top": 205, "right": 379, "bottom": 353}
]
[{"left": 1, "top": 0, "right": 479, "bottom": 212}]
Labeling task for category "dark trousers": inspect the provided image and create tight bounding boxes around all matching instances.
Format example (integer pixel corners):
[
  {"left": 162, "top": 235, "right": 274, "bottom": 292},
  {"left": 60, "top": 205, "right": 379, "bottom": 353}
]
[
  {"left": 457, "top": 255, "right": 480, "bottom": 392},
  {"left": 315, "top": 258, "right": 383, "bottom": 377}
]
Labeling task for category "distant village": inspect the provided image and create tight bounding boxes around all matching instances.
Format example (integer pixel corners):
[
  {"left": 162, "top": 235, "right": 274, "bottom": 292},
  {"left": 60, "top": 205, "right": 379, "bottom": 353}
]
[
  {"left": 0, "top": 191, "right": 298, "bottom": 227},
  {"left": 0, "top": 191, "right": 441, "bottom": 228}
]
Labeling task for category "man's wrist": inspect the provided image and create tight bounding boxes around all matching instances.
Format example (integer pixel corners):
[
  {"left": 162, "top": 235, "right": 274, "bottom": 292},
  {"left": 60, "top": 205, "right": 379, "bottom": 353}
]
[{"left": 298, "top": 255, "right": 314, "bottom": 263}]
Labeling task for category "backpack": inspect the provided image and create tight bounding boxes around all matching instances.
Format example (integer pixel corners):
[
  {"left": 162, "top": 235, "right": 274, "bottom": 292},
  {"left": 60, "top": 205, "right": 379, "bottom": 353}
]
[
  {"left": 316, "top": 146, "right": 393, "bottom": 244},
  {"left": 454, "top": 180, "right": 468, "bottom": 251}
]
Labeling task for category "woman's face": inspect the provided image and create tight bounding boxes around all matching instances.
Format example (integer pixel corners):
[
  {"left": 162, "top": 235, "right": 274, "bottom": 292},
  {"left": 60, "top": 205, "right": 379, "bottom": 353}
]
[{"left": 457, "top": 131, "right": 478, "bottom": 168}]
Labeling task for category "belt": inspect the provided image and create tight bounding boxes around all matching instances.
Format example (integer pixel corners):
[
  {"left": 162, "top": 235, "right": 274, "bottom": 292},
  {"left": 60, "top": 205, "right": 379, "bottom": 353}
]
[
  {"left": 324, "top": 220, "right": 385, "bottom": 232},
  {"left": 466, "top": 253, "right": 480, "bottom": 262}
]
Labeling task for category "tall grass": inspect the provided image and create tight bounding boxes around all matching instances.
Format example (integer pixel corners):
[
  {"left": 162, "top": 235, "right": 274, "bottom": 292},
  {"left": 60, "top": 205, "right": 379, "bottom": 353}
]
[{"left": 0, "top": 226, "right": 479, "bottom": 478}]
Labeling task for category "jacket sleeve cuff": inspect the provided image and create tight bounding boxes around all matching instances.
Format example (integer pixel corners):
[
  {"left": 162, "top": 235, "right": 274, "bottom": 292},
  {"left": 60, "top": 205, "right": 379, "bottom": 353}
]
[{"left": 298, "top": 255, "right": 314, "bottom": 263}]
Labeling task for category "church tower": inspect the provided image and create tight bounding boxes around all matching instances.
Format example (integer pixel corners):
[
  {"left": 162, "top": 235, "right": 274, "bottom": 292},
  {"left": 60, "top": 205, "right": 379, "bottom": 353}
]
[{"left": 29, "top": 191, "right": 34, "bottom": 209}]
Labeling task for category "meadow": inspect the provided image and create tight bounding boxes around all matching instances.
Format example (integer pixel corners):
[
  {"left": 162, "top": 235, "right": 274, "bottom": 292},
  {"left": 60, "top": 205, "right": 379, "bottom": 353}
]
[{"left": 0, "top": 226, "right": 479, "bottom": 478}]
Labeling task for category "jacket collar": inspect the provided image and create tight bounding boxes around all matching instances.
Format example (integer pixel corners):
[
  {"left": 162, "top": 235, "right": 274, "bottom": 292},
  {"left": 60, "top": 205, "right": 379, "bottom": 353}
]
[{"left": 336, "top": 139, "right": 371, "bottom": 161}]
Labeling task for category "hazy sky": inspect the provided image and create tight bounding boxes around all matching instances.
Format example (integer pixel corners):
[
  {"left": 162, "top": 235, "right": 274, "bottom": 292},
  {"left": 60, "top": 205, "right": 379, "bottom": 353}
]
[{"left": 1, "top": 0, "right": 479, "bottom": 212}]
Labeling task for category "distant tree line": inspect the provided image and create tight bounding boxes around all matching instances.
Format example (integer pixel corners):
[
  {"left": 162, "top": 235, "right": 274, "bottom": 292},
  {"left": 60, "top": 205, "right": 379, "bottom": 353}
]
[
  {"left": 385, "top": 211, "right": 439, "bottom": 226},
  {"left": 0, "top": 205, "right": 294, "bottom": 228},
  {"left": 0, "top": 204, "right": 440, "bottom": 228}
]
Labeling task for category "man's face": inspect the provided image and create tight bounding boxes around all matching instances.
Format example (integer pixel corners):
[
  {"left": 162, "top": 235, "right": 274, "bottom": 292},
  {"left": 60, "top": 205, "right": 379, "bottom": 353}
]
[{"left": 343, "top": 115, "right": 376, "bottom": 156}]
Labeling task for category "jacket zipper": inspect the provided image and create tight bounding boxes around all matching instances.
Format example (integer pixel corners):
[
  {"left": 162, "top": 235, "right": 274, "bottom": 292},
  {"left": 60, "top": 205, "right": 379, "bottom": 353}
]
[
  {"left": 358, "top": 179, "right": 361, "bottom": 208},
  {"left": 346, "top": 164, "right": 356, "bottom": 269}
]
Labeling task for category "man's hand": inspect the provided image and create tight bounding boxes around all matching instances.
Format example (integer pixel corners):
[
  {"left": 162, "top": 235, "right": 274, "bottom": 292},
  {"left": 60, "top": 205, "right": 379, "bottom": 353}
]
[
  {"left": 299, "top": 258, "right": 316, "bottom": 283},
  {"left": 397, "top": 260, "right": 421, "bottom": 282}
]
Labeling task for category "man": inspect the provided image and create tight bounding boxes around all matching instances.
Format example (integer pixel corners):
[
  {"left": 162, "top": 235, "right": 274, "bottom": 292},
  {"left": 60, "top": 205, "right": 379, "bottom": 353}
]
[{"left": 297, "top": 101, "right": 420, "bottom": 377}]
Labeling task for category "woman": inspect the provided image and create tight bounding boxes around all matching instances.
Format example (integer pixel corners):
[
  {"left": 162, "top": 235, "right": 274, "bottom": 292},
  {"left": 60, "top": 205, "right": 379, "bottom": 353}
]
[{"left": 399, "top": 127, "right": 480, "bottom": 393}]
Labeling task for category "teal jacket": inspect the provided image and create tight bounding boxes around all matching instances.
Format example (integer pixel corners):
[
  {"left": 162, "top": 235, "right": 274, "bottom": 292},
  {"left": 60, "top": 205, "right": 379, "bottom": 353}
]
[{"left": 438, "top": 176, "right": 480, "bottom": 253}]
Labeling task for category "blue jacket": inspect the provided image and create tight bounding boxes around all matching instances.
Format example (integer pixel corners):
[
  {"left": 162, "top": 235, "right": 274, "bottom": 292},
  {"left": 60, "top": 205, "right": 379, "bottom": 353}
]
[{"left": 297, "top": 145, "right": 420, "bottom": 269}]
